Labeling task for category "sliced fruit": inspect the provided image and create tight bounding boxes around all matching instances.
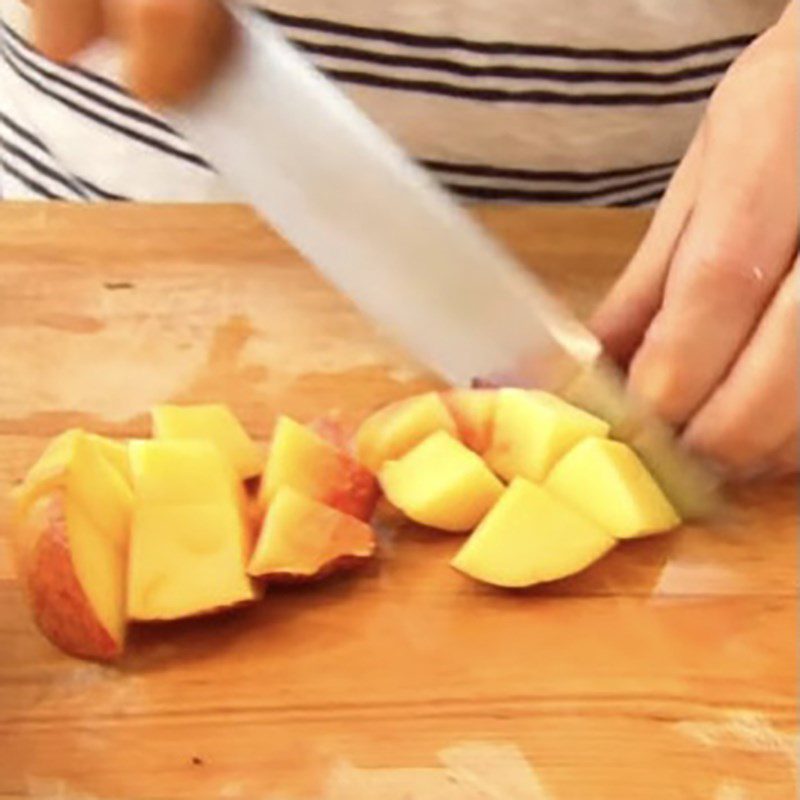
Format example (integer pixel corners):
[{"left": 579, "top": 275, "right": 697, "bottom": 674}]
[
  {"left": 452, "top": 478, "right": 616, "bottom": 588},
  {"left": 66, "top": 435, "right": 133, "bottom": 550},
  {"left": 355, "top": 392, "right": 458, "bottom": 472},
  {"left": 152, "top": 403, "right": 264, "bottom": 480},
  {"left": 379, "top": 431, "right": 504, "bottom": 532},
  {"left": 128, "top": 504, "right": 257, "bottom": 621},
  {"left": 442, "top": 388, "right": 497, "bottom": 454},
  {"left": 21, "top": 493, "right": 126, "bottom": 661},
  {"left": 13, "top": 447, "right": 130, "bottom": 662},
  {"left": 16, "top": 429, "right": 82, "bottom": 498},
  {"left": 130, "top": 439, "right": 240, "bottom": 506},
  {"left": 259, "top": 416, "right": 378, "bottom": 521},
  {"left": 127, "top": 440, "right": 257, "bottom": 621},
  {"left": 308, "top": 414, "right": 351, "bottom": 451},
  {"left": 248, "top": 486, "right": 376, "bottom": 582},
  {"left": 484, "top": 389, "right": 610, "bottom": 483},
  {"left": 15, "top": 430, "right": 131, "bottom": 511},
  {"left": 545, "top": 437, "right": 680, "bottom": 539},
  {"left": 14, "top": 431, "right": 133, "bottom": 550},
  {"left": 87, "top": 434, "right": 131, "bottom": 485}
]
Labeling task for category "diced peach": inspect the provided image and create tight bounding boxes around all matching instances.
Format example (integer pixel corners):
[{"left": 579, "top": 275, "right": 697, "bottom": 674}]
[
  {"left": 452, "top": 478, "right": 616, "bottom": 588},
  {"left": 87, "top": 434, "right": 131, "bottom": 485},
  {"left": 355, "top": 392, "right": 458, "bottom": 472},
  {"left": 441, "top": 389, "right": 497, "bottom": 453},
  {"left": 545, "top": 437, "right": 681, "bottom": 539},
  {"left": 12, "top": 432, "right": 133, "bottom": 661},
  {"left": 152, "top": 404, "right": 264, "bottom": 480},
  {"left": 15, "top": 429, "right": 83, "bottom": 498},
  {"left": 484, "top": 389, "right": 610, "bottom": 483},
  {"left": 130, "top": 439, "right": 240, "bottom": 505},
  {"left": 308, "top": 413, "right": 351, "bottom": 451},
  {"left": 248, "top": 486, "right": 376, "bottom": 582},
  {"left": 14, "top": 431, "right": 133, "bottom": 550},
  {"left": 127, "top": 440, "right": 257, "bottom": 621},
  {"left": 18, "top": 492, "right": 126, "bottom": 661},
  {"left": 379, "top": 431, "right": 504, "bottom": 532},
  {"left": 259, "top": 416, "right": 378, "bottom": 521},
  {"left": 19, "top": 492, "right": 125, "bottom": 661}
]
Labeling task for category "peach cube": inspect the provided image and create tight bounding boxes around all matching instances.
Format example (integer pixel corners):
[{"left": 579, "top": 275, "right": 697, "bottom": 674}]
[
  {"left": 441, "top": 388, "right": 498, "bottom": 453},
  {"left": 452, "top": 478, "right": 615, "bottom": 588},
  {"left": 248, "top": 486, "right": 376, "bottom": 582},
  {"left": 355, "top": 392, "right": 458, "bottom": 472},
  {"left": 127, "top": 440, "right": 257, "bottom": 621},
  {"left": 12, "top": 431, "right": 134, "bottom": 661},
  {"left": 484, "top": 389, "right": 610, "bottom": 483},
  {"left": 152, "top": 403, "right": 264, "bottom": 480},
  {"left": 379, "top": 431, "right": 504, "bottom": 532},
  {"left": 545, "top": 437, "right": 681, "bottom": 539},
  {"left": 259, "top": 416, "right": 378, "bottom": 521}
]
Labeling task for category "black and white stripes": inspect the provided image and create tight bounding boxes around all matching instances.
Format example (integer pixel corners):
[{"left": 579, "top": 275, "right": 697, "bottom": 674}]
[
  {"left": 0, "top": 15, "right": 216, "bottom": 200},
  {"left": 259, "top": 6, "right": 749, "bottom": 205},
  {"left": 0, "top": 0, "right": 773, "bottom": 204},
  {"left": 1, "top": 23, "right": 208, "bottom": 168},
  {"left": 422, "top": 158, "right": 677, "bottom": 206},
  {"left": 264, "top": 8, "right": 749, "bottom": 107}
]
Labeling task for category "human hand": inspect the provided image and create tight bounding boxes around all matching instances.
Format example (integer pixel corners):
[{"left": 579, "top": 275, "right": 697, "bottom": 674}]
[
  {"left": 30, "top": 0, "right": 234, "bottom": 104},
  {"left": 591, "top": 3, "right": 799, "bottom": 481}
]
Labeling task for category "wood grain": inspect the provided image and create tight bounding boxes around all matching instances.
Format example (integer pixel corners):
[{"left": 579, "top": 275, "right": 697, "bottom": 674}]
[{"left": 0, "top": 203, "right": 796, "bottom": 800}]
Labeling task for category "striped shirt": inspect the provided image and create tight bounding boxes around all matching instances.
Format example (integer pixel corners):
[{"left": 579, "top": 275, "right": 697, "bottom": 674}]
[{"left": 0, "top": 0, "right": 786, "bottom": 205}]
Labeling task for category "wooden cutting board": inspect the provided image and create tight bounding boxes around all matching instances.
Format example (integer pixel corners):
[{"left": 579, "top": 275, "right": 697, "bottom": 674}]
[{"left": 0, "top": 203, "right": 796, "bottom": 800}]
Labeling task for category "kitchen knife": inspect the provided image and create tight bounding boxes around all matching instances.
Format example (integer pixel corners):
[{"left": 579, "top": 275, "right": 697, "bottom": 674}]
[{"left": 86, "top": 8, "right": 721, "bottom": 516}]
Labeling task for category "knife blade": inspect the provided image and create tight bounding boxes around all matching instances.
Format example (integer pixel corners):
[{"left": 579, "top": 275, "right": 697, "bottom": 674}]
[{"left": 86, "top": 9, "right": 721, "bottom": 517}]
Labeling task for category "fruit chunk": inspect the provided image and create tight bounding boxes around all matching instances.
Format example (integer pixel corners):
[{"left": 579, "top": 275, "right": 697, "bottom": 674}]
[
  {"left": 308, "top": 414, "right": 351, "bottom": 451},
  {"left": 248, "top": 487, "right": 376, "bottom": 582},
  {"left": 17, "top": 493, "right": 127, "bottom": 661},
  {"left": 12, "top": 432, "right": 134, "bottom": 661},
  {"left": 442, "top": 389, "right": 497, "bottom": 453},
  {"left": 87, "top": 434, "right": 131, "bottom": 485},
  {"left": 14, "top": 431, "right": 133, "bottom": 550},
  {"left": 356, "top": 392, "right": 458, "bottom": 472},
  {"left": 130, "top": 439, "right": 240, "bottom": 505},
  {"left": 545, "top": 437, "right": 680, "bottom": 539},
  {"left": 17, "top": 429, "right": 83, "bottom": 497},
  {"left": 152, "top": 404, "right": 263, "bottom": 480},
  {"left": 127, "top": 440, "right": 257, "bottom": 621},
  {"left": 259, "top": 416, "right": 378, "bottom": 521},
  {"left": 15, "top": 430, "right": 131, "bottom": 509},
  {"left": 452, "top": 478, "right": 615, "bottom": 588},
  {"left": 379, "top": 431, "right": 504, "bottom": 532},
  {"left": 484, "top": 389, "right": 610, "bottom": 483}
]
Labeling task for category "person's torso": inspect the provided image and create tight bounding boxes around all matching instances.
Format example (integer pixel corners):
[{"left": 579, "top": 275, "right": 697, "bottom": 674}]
[{"left": 0, "top": 0, "right": 787, "bottom": 204}]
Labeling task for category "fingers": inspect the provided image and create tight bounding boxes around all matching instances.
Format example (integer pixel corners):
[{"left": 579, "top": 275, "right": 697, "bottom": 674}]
[
  {"left": 682, "top": 261, "right": 799, "bottom": 474},
  {"left": 124, "top": 0, "right": 234, "bottom": 105},
  {"left": 589, "top": 122, "right": 705, "bottom": 367},
  {"left": 32, "top": 0, "right": 104, "bottom": 61},
  {"left": 626, "top": 68, "right": 799, "bottom": 427},
  {"left": 32, "top": 0, "right": 234, "bottom": 104},
  {"left": 770, "top": 431, "right": 799, "bottom": 477}
]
